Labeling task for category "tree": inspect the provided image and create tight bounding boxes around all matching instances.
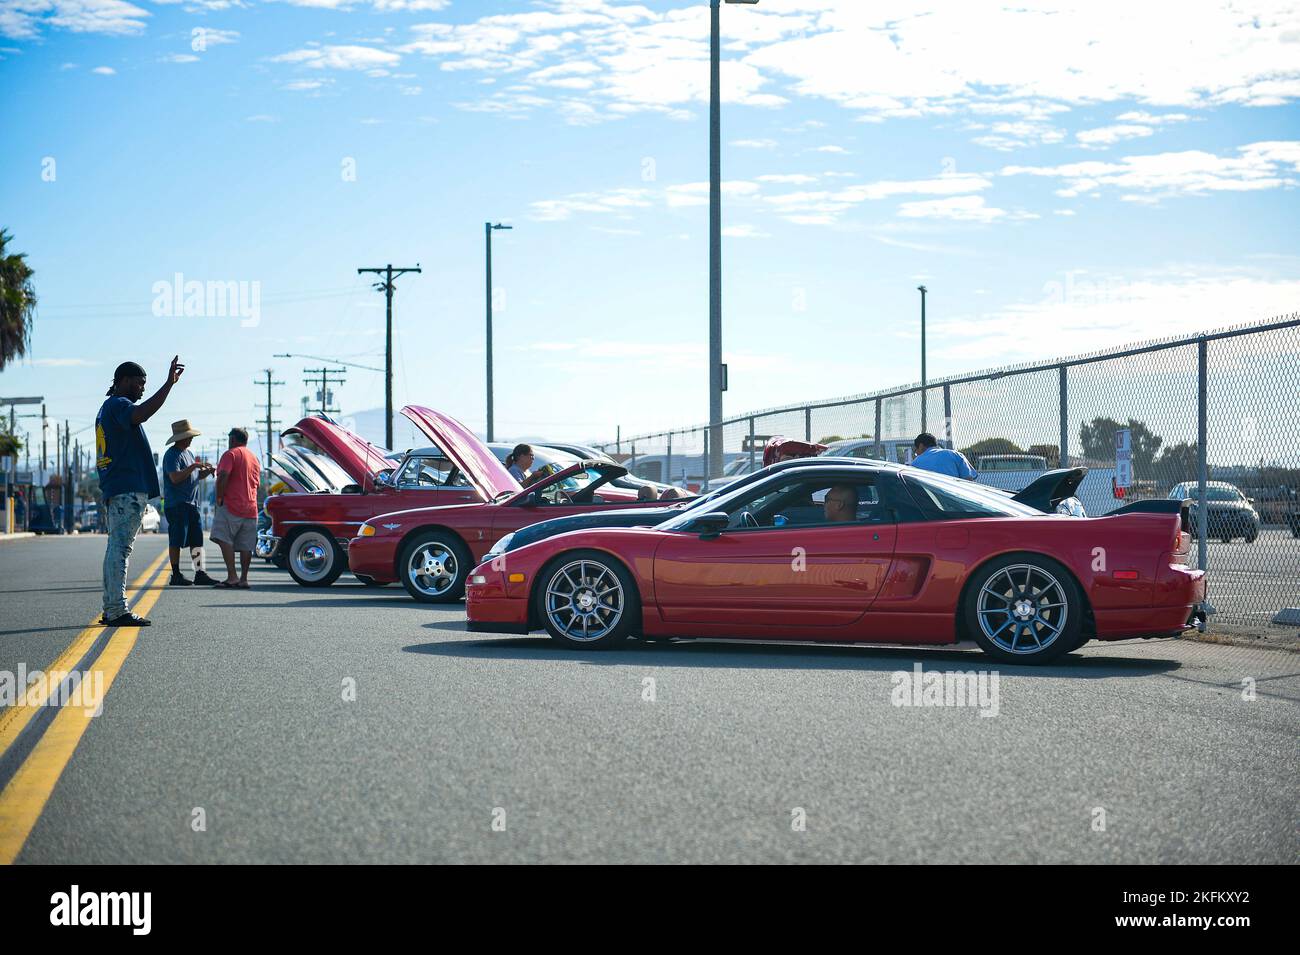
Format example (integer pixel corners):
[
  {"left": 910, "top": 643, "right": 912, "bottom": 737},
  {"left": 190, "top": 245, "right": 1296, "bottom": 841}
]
[
  {"left": 960, "top": 437, "right": 1022, "bottom": 461},
  {"left": 1079, "top": 417, "right": 1163, "bottom": 474},
  {"left": 0, "top": 229, "right": 37, "bottom": 370},
  {"left": 1027, "top": 443, "right": 1060, "bottom": 468},
  {"left": 0, "top": 429, "right": 21, "bottom": 457},
  {"left": 1152, "top": 442, "right": 1200, "bottom": 488}
]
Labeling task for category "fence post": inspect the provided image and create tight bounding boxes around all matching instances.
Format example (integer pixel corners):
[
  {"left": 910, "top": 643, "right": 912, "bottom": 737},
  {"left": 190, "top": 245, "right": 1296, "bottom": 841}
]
[
  {"left": 630, "top": 441, "right": 637, "bottom": 474},
  {"left": 748, "top": 416, "right": 756, "bottom": 471},
  {"left": 702, "top": 428, "right": 709, "bottom": 482},
  {"left": 942, "top": 383, "right": 952, "bottom": 447},
  {"left": 666, "top": 432, "right": 673, "bottom": 487},
  {"left": 1058, "top": 364, "right": 1068, "bottom": 467},
  {"left": 804, "top": 406, "right": 812, "bottom": 442},
  {"left": 1197, "top": 338, "right": 1208, "bottom": 573},
  {"left": 874, "top": 398, "right": 882, "bottom": 456}
]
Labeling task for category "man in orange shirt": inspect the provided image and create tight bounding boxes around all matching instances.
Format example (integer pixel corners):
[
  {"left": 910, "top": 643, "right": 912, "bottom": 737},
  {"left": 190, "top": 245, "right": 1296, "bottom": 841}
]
[{"left": 211, "top": 427, "right": 262, "bottom": 589}]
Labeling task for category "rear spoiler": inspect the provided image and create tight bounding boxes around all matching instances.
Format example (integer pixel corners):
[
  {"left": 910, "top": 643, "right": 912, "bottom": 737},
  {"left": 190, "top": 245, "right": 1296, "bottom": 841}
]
[
  {"left": 1106, "top": 498, "right": 1191, "bottom": 532},
  {"left": 1011, "top": 467, "right": 1087, "bottom": 513}
]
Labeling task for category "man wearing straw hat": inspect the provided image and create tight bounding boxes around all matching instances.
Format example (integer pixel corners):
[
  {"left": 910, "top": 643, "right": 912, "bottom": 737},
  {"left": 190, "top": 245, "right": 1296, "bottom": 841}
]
[{"left": 160, "top": 419, "right": 217, "bottom": 586}]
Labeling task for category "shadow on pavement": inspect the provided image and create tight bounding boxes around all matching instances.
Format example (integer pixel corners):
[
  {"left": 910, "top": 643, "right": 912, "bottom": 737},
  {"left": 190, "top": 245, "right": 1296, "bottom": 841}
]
[{"left": 403, "top": 629, "right": 1181, "bottom": 677}]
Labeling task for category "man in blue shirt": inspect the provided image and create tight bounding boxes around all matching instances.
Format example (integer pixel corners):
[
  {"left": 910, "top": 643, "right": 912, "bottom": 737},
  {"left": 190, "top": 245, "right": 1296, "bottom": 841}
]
[
  {"left": 96, "top": 356, "right": 184, "bottom": 626},
  {"left": 910, "top": 432, "right": 978, "bottom": 480},
  {"left": 161, "top": 419, "right": 216, "bottom": 587}
]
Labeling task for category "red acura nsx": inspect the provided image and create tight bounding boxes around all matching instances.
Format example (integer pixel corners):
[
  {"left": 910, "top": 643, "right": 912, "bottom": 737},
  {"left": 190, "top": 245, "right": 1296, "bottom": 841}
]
[{"left": 465, "top": 459, "right": 1207, "bottom": 664}]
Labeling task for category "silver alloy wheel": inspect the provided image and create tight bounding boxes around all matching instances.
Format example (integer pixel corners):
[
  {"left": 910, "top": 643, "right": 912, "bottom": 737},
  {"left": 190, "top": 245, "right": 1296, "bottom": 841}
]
[
  {"left": 290, "top": 531, "right": 335, "bottom": 583},
  {"left": 408, "top": 541, "right": 459, "bottom": 597},
  {"left": 976, "top": 563, "right": 1069, "bottom": 655},
  {"left": 544, "top": 559, "right": 625, "bottom": 642}
]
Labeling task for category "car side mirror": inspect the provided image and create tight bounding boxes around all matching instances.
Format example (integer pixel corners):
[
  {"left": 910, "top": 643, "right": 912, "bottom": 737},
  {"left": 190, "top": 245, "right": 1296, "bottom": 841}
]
[
  {"left": 514, "top": 492, "right": 539, "bottom": 507},
  {"left": 341, "top": 484, "right": 362, "bottom": 495},
  {"left": 692, "top": 511, "right": 730, "bottom": 539}
]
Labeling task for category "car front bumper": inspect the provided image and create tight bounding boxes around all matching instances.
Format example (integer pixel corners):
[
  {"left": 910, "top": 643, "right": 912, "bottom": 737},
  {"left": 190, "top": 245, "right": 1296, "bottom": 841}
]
[{"left": 256, "top": 533, "right": 279, "bottom": 559}]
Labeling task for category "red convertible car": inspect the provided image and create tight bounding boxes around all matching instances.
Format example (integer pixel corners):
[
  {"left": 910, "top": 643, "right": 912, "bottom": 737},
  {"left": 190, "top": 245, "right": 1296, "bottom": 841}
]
[
  {"left": 266, "top": 408, "right": 495, "bottom": 586},
  {"left": 465, "top": 459, "right": 1206, "bottom": 664},
  {"left": 344, "top": 415, "right": 676, "bottom": 602}
]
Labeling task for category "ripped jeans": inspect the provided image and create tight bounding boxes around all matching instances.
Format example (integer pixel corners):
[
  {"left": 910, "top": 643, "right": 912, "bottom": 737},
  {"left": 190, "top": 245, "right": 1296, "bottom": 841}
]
[{"left": 103, "top": 492, "right": 147, "bottom": 619}]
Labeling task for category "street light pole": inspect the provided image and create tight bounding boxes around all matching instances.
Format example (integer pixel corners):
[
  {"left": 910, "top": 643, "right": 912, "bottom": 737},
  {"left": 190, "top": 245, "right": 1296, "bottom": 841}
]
[
  {"left": 485, "top": 222, "right": 512, "bottom": 444},
  {"left": 917, "top": 284, "right": 928, "bottom": 434},
  {"left": 708, "top": 0, "right": 758, "bottom": 481}
]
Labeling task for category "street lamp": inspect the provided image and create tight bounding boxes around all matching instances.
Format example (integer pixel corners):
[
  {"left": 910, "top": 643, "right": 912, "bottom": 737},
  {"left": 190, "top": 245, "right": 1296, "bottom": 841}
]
[
  {"left": 917, "top": 285, "right": 928, "bottom": 433},
  {"left": 485, "top": 222, "right": 513, "bottom": 444},
  {"left": 708, "top": 0, "right": 759, "bottom": 481}
]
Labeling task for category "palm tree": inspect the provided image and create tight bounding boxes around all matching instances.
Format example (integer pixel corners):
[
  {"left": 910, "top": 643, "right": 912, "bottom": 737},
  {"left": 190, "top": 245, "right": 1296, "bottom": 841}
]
[{"left": 0, "top": 229, "right": 37, "bottom": 370}]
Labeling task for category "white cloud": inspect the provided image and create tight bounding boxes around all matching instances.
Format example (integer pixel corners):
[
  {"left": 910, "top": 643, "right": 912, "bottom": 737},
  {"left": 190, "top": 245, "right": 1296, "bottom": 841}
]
[
  {"left": 1, "top": 0, "right": 149, "bottom": 40},
  {"left": 732, "top": 138, "right": 777, "bottom": 149},
  {"left": 271, "top": 44, "right": 401, "bottom": 71},
  {"left": 1003, "top": 141, "right": 1300, "bottom": 198},
  {"left": 722, "top": 223, "right": 770, "bottom": 238},
  {"left": 1076, "top": 124, "right": 1155, "bottom": 148},
  {"left": 897, "top": 195, "right": 1027, "bottom": 223},
  {"left": 529, "top": 187, "right": 654, "bottom": 222},
  {"left": 91, "top": 65, "right": 115, "bottom": 74}
]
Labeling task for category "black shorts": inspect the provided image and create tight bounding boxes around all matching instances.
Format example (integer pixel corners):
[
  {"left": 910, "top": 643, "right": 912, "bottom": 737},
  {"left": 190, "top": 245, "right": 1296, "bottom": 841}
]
[{"left": 164, "top": 503, "right": 203, "bottom": 549}]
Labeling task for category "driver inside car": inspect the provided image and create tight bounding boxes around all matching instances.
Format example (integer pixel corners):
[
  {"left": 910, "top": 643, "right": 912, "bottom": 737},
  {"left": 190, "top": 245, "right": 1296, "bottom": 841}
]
[{"left": 823, "top": 485, "right": 857, "bottom": 523}]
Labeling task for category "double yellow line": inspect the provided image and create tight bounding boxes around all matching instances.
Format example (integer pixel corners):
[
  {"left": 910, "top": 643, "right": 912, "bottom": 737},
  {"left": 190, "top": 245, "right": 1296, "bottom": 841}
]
[{"left": 0, "top": 547, "right": 170, "bottom": 864}]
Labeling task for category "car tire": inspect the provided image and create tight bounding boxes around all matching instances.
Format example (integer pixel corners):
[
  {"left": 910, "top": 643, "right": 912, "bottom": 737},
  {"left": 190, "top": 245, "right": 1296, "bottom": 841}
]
[
  {"left": 286, "top": 529, "right": 345, "bottom": 587},
  {"left": 398, "top": 531, "right": 472, "bottom": 603},
  {"left": 535, "top": 550, "right": 637, "bottom": 650},
  {"left": 964, "top": 553, "right": 1082, "bottom": 665}
]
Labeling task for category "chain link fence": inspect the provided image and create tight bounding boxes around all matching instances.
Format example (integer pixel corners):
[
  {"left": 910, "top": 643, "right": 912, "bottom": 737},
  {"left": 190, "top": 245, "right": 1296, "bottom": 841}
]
[{"left": 592, "top": 314, "right": 1300, "bottom": 633}]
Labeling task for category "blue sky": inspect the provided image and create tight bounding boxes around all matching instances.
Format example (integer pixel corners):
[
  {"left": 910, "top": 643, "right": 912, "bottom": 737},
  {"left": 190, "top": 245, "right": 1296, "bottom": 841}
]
[{"left": 2, "top": 0, "right": 1298, "bottom": 463}]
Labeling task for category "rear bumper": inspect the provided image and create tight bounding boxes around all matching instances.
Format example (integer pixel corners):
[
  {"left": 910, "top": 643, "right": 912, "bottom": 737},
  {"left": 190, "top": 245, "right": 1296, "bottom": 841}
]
[{"left": 1095, "top": 567, "right": 1207, "bottom": 640}]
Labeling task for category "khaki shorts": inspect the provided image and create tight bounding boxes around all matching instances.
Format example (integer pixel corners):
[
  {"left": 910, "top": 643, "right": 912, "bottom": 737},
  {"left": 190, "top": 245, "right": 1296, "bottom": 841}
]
[{"left": 211, "top": 505, "right": 257, "bottom": 552}]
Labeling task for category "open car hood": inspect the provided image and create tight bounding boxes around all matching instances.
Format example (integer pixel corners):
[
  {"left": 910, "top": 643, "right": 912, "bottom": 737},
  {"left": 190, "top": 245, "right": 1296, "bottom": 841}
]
[
  {"left": 499, "top": 460, "right": 627, "bottom": 507},
  {"left": 282, "top": 416, "right": 392, "bottom": 490},
  {"left": 1011, "top": 467, "right": 1088, "bottom": 513},
  {"left": 401, "top": 405, "right": 520, "bottom": 502},
  {"left": 266, "top": 459, "right": 309, "bottom": 494}
]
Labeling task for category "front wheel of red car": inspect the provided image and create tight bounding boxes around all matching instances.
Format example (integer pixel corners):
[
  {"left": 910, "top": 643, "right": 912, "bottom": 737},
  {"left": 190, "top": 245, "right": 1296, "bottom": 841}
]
[
  {"left": 535, "top": 551, "right": 638, "bottom": 650},
  {"left": 286, "top": 529, "right": 345, "bottom": 587},
  {"left": 399, "top": 531, "right": 472, "bottom": 603},
  {"left": 964, "top": 554, "right": 1082, "bottom": 665}
]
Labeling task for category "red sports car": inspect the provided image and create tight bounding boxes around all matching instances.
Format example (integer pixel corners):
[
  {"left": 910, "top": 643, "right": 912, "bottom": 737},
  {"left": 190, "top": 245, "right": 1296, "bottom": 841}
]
[
  {"left": 344, "top": 408, "right": 673, "bottom": 602},
  {"left": 464, "top": 459, "right": 1207, "bottom": 664},
  {"left": 267, "top": 409, "right": 496, "bottom": 586}
]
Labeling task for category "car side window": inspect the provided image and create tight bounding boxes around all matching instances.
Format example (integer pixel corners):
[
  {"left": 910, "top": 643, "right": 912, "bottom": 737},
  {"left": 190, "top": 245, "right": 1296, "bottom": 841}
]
[{"left": 720, "top": 476, "right": 891, "bottom": 530}]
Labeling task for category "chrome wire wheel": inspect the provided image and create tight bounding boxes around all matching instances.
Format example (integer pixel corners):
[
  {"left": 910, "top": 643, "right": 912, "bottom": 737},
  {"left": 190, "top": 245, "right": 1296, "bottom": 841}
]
[
  {"left": 290, "top": 531, "right": 334, "bottom": 583},
  {"left": 407, "top": 541, "right": 459, "bottom": 598},
  {"left": 977, "top": 563, "right": 1069, "bottom": 655},
  {"left": 544, "top": 559, "right": 625, "bottom": 643}
]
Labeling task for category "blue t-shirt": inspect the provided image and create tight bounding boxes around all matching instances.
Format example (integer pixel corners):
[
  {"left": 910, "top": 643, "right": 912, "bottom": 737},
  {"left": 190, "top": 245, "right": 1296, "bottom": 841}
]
[
  {"left": 911, "top": 446, "right": 978, "bottom": 480},
  {"left": 161, "top": 446, "right": 200, "bottom": 508},
  {"left": 96, "top": 396, "right": 161, "bottom": 500}
]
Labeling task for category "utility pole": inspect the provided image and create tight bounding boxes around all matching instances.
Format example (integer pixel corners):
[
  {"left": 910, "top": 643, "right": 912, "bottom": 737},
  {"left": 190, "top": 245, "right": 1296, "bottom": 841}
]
[
  {"left": 302, "top": 367, "right": 346, "bottom": 416},
  {"left": 41, "top": 403, "right": 47, "bottom": 472},
  {"left": 255, "top": 370, "right": 285, "bottom": 467},
  {"left": 484, "top": 223, "right": 512, "bottom": 443},
  {"left": 357, "top": 263, "right": 421, "bottom": 450}
]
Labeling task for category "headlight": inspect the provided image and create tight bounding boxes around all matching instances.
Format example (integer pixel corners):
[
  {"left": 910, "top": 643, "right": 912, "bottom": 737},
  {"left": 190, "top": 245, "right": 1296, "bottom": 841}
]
[
  {"left": 486, "top": 532, "right": 513, "bottom": 557},
  {"left": 358, "top": 523, "right": 376, "bottom": 537}
]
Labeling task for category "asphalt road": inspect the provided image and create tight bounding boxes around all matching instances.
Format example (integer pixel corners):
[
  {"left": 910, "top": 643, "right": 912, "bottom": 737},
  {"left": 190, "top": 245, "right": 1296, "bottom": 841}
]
[{"left": 1, "top": 534, "right": 1296, "bottom": 864}]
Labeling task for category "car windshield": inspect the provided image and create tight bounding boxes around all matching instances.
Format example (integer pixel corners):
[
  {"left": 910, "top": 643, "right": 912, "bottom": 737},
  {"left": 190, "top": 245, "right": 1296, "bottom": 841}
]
[{"left": 1204, "top": 486, "right": 1243, "bottom": 501}]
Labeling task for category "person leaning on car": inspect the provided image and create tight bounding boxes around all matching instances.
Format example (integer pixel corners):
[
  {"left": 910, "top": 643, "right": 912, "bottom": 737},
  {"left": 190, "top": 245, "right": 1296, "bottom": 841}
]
[
  {"left": 95, "top": 356, "right": 185, "bottom": 627},
  {"left": 910, "top": 432, "right": 978, "bottom": 480}
]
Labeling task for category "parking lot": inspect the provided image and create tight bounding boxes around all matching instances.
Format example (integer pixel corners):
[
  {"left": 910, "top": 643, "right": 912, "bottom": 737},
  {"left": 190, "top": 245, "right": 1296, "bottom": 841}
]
[{"left": 1, "top": 534, "right": 1295, "bottom": 864}]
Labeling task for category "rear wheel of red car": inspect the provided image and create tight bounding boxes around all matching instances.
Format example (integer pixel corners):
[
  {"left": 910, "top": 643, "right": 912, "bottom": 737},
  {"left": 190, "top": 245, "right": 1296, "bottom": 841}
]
[
  {"left": 535, "top": 551, "right": 637, "bottom": 650},
  {"left": 399, "top": 531, "right": 471, "bottom": 603},
  {"left": 964, "top": 554, "right": 1081, "bottom": 665},
  {"left": 286, "top": 529, "right": 345, "bottom": 587}
]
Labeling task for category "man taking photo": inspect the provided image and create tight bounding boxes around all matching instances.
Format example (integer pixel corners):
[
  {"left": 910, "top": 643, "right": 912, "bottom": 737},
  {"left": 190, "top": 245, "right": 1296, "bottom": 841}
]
[{"left": 96, "top": 356, "right": 184, "bottom": 627}]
